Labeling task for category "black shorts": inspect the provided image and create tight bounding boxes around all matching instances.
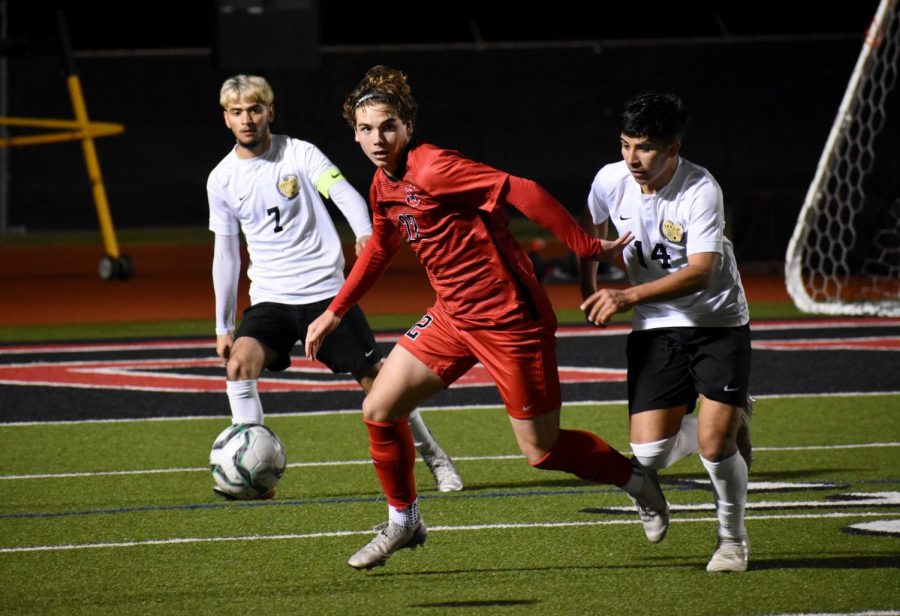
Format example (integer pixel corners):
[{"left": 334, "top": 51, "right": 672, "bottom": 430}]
[
  {"left": 626, "top": 325, "right": 751, "bottom": 414},
  {"left": 234, "top": 299, "right": 382, "bottom": 374}
]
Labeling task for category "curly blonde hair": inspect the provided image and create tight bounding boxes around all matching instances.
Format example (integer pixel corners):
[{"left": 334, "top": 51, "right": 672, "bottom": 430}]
[{"left": 342, "top": 65, "right": 418, "bottom": 128}]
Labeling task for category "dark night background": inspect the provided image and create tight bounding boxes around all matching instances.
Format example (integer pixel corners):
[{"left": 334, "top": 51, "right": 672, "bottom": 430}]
[
  {"left": 2, "top": 1, "right": 891, "bottom": 264},
  {"left": 6, "top": 2, "right": 880, "bottom": 49}
]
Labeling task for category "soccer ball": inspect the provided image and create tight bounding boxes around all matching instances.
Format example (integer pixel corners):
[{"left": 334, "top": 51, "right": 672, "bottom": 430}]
[{"left": 209, "top": 423, "right": 286, "bottom": 500}]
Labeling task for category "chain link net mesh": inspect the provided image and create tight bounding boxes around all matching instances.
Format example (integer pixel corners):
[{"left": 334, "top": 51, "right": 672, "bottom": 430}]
[{"left": 786, "top": 1, "right": 900, "bottom": 316}]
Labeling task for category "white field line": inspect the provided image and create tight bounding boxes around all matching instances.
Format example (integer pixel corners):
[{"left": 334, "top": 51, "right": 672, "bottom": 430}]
[
  {"left": 2, "top": 390, "right": 900, "bottom": 428},
  {"left": 1, "top": 317, "right": 896, "bottom": 355},
  {"left": 0, "top": 511, "right": 894, "bottom": 554},
  {"left": 2, "top": 442, "right": 898, "bottom": 481},
  {"left": 771, "top": 612, "right": 900, "bottom": 616}
]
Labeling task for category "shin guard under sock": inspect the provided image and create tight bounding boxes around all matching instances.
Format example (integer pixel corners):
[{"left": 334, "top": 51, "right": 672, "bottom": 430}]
[{"left": 364, "top": 417, "right": 417, "bottom": 509}]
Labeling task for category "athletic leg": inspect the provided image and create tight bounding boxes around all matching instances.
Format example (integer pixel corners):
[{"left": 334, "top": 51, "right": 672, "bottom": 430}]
[
  {"left": 353, "top": 360, "right": 463, "bottom": 492},
  {"left": 698, "top": 396, "right": 749, "bottom": 572},
  {"left": 512, "top": 410, "right": 670, "bottom": 543},
  {"left": 347, "top": 345, "right": 446, "bottom": 570},
  {"left": 460, "top": 323, "right": 635, "bottom": 488},
  {"left": 629, "top": 406, "right": 699, "bottom": 471},
  {"left": 225, "top": 336, "right": 277, "bottom": 424},
  {"left": 464, "top": 321, "right": 668, "bottom": 544}
]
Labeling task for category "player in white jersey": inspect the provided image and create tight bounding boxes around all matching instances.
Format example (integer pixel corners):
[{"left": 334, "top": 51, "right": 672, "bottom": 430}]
[
  {"left": 579, "top": 93, "right": 752, "bottom": 572},
  {"left": 207, "top": 75, "right": 462, "bottom": 496}
]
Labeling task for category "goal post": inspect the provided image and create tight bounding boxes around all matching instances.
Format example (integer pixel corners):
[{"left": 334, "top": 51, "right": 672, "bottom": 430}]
[{"left": 785, "top": 0, "right": 900, "bottom": 317}]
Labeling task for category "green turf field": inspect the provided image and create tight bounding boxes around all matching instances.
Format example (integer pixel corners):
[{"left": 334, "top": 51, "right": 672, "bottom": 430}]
[{"left": 1, "top": 397, "right": 898, "bottom": 615}]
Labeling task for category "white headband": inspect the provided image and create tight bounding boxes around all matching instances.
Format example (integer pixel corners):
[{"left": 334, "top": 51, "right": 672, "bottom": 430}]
[{"left": 355, "top": 93, "right": 379, "bottom": 107}]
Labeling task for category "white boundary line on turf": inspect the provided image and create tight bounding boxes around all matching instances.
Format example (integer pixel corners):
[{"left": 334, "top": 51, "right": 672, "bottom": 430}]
[
  {"left": 0, "top": 511, "right": 894, "bottom": 554},
  {"left": 772, "top": 612, "right": 900, "bottom": 616},
  {"left": 2, "top": 390, "right": 900, "bottom": 427},
  {"left": 1, "top": 317, "right": 897, "bottom": 355},
  {"left": 2, "top": 443, "right": 898, "bottom": 481},
  {"left": 770, "top": 612, "right": 900, "bottom": 616}
]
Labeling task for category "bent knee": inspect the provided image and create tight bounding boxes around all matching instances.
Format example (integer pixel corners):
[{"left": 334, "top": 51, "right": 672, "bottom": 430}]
[
  {"left": 226, "top": 355, "right": 261, "bottom": 382},
  {"left": 361, "top": 395, "right": 392, "bottom": 423},
  {"left": 698, "top": 439, "right": 736, "bottom": 462}
]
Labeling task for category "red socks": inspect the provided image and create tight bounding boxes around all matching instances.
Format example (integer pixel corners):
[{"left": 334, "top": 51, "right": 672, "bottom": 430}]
[
  {"left": 364, "top": 417, "right": 417, "bottom": 509},
  {"left": 532, "top": 429, "right": 632, "bottom": 486}
]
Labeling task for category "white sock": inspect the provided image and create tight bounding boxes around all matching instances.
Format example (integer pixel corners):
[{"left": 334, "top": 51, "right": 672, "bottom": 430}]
[
  {"left": 407, "top": 409, "right": 438, "bottom": 457},
  {"left": 701, "top": 451, "right": 748, "bottom": 539},
  {"left": 388, "top": 499, "right": 420, "bottom": 527},
  {"left": 226, "top": 379, "right": 263, "bottom": 424},
  {"left": 631, "top": 415, "right": 699, "bottom": 470}
]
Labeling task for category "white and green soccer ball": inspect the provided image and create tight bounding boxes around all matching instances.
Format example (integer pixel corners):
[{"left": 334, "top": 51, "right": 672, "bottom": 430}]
[{"left": 209, "top": 424, "right": 286, "bottom": 499}]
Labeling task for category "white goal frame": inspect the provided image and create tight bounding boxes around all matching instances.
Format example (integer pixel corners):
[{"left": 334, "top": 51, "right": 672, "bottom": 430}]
[{"left": 785, "top": 0, "right": 900, "bottom": 317}]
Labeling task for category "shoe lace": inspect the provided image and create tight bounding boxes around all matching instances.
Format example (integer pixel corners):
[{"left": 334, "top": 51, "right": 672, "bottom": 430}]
[
  {"left": 715, "top": 538, "right": 745, "bottom": 557},
  {"left": 635, "top": 501, "right": 657, "bottom": 521}
]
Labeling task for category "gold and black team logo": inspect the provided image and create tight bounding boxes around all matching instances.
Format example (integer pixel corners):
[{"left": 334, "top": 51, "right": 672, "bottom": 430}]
[
  {"left": 277, "top": 175, "right": 300, "bottom": 199},
  {"left": 660, "top": 219, "right": 685, "bottom": 244}
]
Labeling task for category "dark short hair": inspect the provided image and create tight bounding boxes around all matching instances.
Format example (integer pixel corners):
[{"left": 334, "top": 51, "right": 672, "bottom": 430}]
[{"left": 620, "top": 93, "right": 688, "bottom": 143}]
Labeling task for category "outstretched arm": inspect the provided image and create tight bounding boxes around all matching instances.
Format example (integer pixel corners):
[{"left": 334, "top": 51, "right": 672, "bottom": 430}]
[
  {"left": 328, "top": 178, "right": 373, "bottom": 254},
  {"left": 306, "top": 214, "right": 400, "bottom": 358},
  {"left": 579, "top": 207, "right": 609, "bottom": 300},
  {"left": 580, "top": 251, "right": 719, "bottom": 326},
  {"left": 504, "top": 176, "right": 631, "bottom": 259},
  {"left": 212, "top": 232, "right": 241, "bottom": 363}
]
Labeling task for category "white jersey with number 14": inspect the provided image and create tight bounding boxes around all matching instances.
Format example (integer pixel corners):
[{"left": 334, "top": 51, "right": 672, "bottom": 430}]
[{"left": 587, "top": 157, "right": 749, "bottom": 331}]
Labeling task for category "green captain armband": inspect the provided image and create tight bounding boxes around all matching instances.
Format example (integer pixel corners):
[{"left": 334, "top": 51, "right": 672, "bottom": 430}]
[{"left": 317, "top": 167, "right": 345, "bottom": 198}]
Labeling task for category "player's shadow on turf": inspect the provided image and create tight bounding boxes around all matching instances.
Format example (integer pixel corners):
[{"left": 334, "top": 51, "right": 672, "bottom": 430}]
[
  {"left": 661, "top": 469, "right": 852, "bottom": 481},
  {"left": 410, "top": 599, "right": 537, "bottom": 609},
  {"left": 750, "top": 555, "right": 900, "bottom": 570},
  {"left": 382, "top": 554, "right": 900, "bottom": 579},
  {"left": 381, "top": 561, "right": 714, "bottom": 579},
  {"left": 465, "top": 477, "right": 606, "bottom": 491}
]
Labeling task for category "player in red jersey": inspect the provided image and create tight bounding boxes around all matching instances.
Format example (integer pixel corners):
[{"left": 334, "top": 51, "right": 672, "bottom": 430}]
[{"left": 306, "top": 65, "right": 668, "bottom": 570}]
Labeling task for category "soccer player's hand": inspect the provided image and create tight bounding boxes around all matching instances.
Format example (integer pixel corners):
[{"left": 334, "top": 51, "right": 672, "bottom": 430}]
[
  {"left": 216, "top": 333, "right": 234, "bottom": 366},
  {"left": 580, "top": 288, "right": 633, "bottom": 327},
  {"left": 598, "top": 230, "right": 633, "bottom": 255},
  {"left": 305, "top": 310, "right": 342, "bottom": 360},
  {"left": 355, "top": 234, "right": 371, "bottom": 256}
]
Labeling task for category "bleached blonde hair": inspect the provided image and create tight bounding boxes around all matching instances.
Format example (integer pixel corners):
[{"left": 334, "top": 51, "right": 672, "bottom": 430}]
[{"left": 219, "top": 75, "right": 274, "bottom": 108}]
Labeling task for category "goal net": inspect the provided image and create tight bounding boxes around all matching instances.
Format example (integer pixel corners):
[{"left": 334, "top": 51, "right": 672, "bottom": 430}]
[{"left": 785, "top": 0, "right": 900, "bottom": 317}]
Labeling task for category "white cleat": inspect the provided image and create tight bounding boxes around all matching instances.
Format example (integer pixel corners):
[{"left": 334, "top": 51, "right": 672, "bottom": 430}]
[
  {"left": 626, "top": 458, "right": 670, "bottom": 543},
  {"left": 707, "top": 535, "right": 750, "bottom": 573},
  {"left": 422, "top": 449, "right": 463, "bottom": 492},
  {"left": 347, "top": 520, "right": 427, "bottom": 570}
]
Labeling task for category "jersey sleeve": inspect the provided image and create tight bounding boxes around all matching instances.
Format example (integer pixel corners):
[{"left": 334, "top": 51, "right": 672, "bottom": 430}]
[
  {"left": 207, "top": 170, "right": 239, "bottom": 235},
  {"left": 212, "top": 232, "right": 241, "bottom": 335},
  {"left": 300, "top": 140, "right": 373, "bottom": 240},
  {"left": 586, "top": 169, "right": 612, "bottom": 224},
  {"left": 301, "top": 141, "right": 338, "bottom": 191},
  {"left": 685, "top": 178, "right": 725, "bottom": 256},
  {"left": 327, "top": 179, "right": 372, "bottom": 240},
  {"left": 504, "top": 175, "right": 603, "bottom": 259},
  {"left": 327, "top": 210, "right": 400, "bottom": 318}
]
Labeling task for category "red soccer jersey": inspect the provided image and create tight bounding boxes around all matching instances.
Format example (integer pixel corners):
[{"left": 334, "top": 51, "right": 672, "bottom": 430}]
[{"left": 329, "top": 142, "right": 602, "bottom": 328}]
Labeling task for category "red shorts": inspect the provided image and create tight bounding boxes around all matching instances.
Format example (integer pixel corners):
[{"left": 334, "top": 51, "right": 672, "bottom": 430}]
[{"left": 397, "top": 304, "right": 561, "bottom": 419}]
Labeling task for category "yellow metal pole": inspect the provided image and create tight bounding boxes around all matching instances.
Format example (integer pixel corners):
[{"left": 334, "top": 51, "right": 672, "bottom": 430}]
[
  {"left": 56, "top": 9, "right": 124, "bottom": 267},
  {"left": 0, "top": 116, "right": 124, "bottom": 148},
  {"left": 66, "top": 74, "right": 120, "bottom": 259}
]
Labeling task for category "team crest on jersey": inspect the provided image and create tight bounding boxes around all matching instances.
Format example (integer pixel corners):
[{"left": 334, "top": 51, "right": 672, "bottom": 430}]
[
  {"left": 277, "top": 175, "right": 300, "bottom": 199},
  {"left": 660, "top": 219, "right": 685, "bottom": 244},
  {"left": 405, "top": 186, "right": 420, "bottom": 206}
]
